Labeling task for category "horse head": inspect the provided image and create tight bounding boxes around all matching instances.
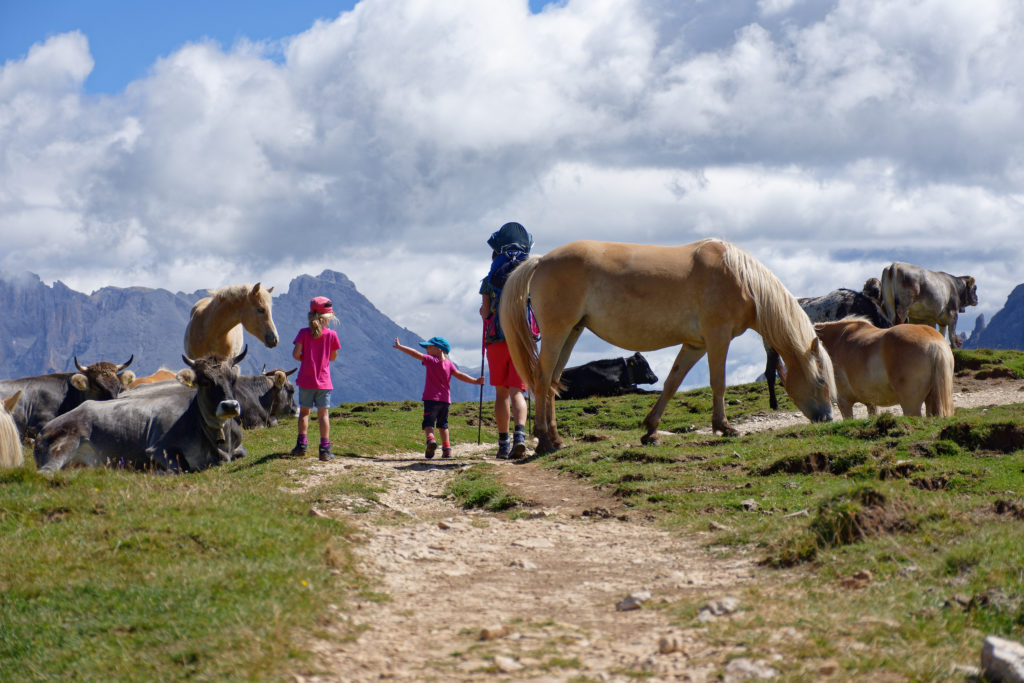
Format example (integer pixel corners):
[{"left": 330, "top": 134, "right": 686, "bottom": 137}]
[
  {"left": 241, "top": 282, "right": 278, "bottom": 349},
  {"left": 781, "top": 337, "right": 835, "bottom": 423}
]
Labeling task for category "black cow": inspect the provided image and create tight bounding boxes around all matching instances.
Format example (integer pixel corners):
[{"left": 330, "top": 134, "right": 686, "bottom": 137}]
[
  {"left": 234, "top": 367, "right": 298, "bottom": 428},
  {"left": 765, "top": 288, "right": 892, "bottom": 410},
  {"left": 558, "top": 352, "right": 658, "bottom": 400},
  {"left": 33, "top": 350, "right": 247, "bottom": 473},
  {"left": 0, "top": 356, "right": 135, "bottom": 438}
]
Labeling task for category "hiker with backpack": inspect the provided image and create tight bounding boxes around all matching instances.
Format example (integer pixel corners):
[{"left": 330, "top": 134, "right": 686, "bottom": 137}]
[{"left": 479, "top": 221, "right": 536, "bottom": 459}]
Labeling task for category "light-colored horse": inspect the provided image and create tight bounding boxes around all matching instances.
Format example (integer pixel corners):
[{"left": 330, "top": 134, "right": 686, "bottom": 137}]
[
  {"left": 184, "top": 283, "right": 278, "bottom": 359},
  {"left": 1, "top": 391, "right": 24, "bottom": 468},
  {"left": 500, "top": 239, "right": 836, "bottom": 452},
  {"left": 814, "top": 319, "right": 954, "bottom": 419}
]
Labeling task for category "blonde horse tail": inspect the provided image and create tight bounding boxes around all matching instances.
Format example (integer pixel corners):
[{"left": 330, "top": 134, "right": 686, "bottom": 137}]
[
  {"left": 928, "top": 341, "right": 955, "bottom": 417},
  {"left": 498, "top": 257, "right": 540, "bottom": 391}
]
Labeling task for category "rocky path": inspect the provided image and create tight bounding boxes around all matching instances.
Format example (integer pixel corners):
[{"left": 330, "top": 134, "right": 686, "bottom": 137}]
[{"left": 294, "top": 378, "right": 1024, "bottom": 682}]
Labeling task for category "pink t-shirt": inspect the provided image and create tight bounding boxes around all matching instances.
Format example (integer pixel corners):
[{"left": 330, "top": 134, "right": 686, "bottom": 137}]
[
  {"left": 293, "top": 328, "right": 341, "bottom": 390},
  {"left": 421, "top": 355, "right": 458, "bottom": 403}
]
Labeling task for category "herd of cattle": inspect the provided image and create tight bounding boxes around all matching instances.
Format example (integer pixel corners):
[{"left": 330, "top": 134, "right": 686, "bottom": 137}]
[{"left": 0, "top": 256, "right": 979, "bottom": 473}]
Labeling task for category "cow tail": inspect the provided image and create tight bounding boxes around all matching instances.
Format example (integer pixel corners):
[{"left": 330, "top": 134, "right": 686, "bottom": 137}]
[
  {"left": 928, "top": 342, "right": 955, "bottom": 417},
  {"left": 498, "top": 257, "right": 540, "bottom": 391}
]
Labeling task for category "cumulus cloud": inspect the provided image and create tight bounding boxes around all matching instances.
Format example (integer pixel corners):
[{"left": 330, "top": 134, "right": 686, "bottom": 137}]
[{"left": 2, "top": 0, "right": 1023, "bottom": 390}]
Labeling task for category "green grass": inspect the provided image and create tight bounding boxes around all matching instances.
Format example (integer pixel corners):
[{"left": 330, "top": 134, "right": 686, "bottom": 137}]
[{"left": 1, "top": 348, "right": 1023, "bottom": 680}]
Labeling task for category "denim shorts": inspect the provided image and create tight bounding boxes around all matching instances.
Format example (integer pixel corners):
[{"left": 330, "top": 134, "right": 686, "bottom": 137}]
[{"left": 298, "top": 388, "right": 332, "bottom": 409}]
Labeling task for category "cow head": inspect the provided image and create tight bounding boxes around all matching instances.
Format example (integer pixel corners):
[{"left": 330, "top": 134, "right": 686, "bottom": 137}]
[
  {"left": 959, "top": 276, "right": 978, "bottom": 311},
  {"left": 263, "top": 367, "right": 299, "bottom": 421},
  {"left": 862, "top": 277, "right": 882, "bottom": 306},
  {"left": 626, "top": 353, "right": 658, "bottom": 386},
  {"left": 69, "top": 356, "right": 135, "bottom": 399},
  {"left": 179, "top": 347, "right": 246, "bottom": 424}
]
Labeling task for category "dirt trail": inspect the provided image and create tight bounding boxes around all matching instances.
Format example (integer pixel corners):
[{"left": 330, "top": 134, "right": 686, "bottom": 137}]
[{"left": 294, "top": 378, "right": 1024, "bottom": 682}]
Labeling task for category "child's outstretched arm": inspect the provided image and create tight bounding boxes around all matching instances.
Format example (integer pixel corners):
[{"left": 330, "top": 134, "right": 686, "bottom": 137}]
[
  {"left": 452, "top": 368, "right": 485, "bottom": 385},
  {"left": 392, "top": 337, "right": 424, "bottom": 360}
]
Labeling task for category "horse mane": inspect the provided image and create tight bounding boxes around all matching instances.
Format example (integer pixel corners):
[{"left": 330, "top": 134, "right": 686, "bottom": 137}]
[
  {"left": 206, "top": 283, "right": 254, "bottom": 302},
  {"left": 717, "top": 241, "right": 835, "bottom": 398},
  {"left": 0, "top": 407, "right": 23, "bottom": 469}
]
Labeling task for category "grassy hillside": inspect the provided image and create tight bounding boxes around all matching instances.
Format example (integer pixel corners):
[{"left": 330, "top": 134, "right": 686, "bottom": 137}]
[{"left": 1, "top": 348, "right": 1022, "bottom": 680}]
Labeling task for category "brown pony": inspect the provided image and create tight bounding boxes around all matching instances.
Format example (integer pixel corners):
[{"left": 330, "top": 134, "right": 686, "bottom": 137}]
[
  {"left": 813, "top": 319, "right": 954, "bottom": 419},
  {"left": 500, "top": 239, "right": 836, "bottom": 452},
  {"left": 184, "top": 283, "right": 278, "bottom": 359},
  {"left": 0, "top": 391, "right": 23, "bottom": 468}
]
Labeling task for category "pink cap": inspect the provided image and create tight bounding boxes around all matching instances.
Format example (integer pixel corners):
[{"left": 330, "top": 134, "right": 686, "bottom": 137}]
[{"left": 310, "top": 296, "right": 333, "bottom": 314}]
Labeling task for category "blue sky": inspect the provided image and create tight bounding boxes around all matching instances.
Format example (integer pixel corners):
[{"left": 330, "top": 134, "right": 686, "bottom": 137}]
[
  {"left": 1, "top": 0, "right": 1022, "bottom": 391},
  {"left": 0, "top": 1, "right": 561, "bottom": 93}
]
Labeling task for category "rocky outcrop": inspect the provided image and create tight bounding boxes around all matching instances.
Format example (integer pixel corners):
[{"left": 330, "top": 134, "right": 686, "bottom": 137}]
[{"left": 965, "top": 284, "right": 1024, "bottom": 350}]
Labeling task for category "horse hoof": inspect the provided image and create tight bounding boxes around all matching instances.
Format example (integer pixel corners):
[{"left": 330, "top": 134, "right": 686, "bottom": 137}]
[{"left": 640, "top": 434, "right": 660, "bottom": 446}]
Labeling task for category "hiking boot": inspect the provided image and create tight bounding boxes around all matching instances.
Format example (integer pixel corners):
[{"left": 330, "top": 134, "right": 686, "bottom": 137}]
[
  {"left": 496, "top": 441, "right": 512, "bottom": 460},
  {"left": 318, "top": 443, "right": 335, "bottom": 461},
  {"left": 291, "top": 440, "right": 308, "bottom": 456},
  {"left": 425, "top": 439, "right": 438, "bottom": 459},
  {"left": 511, "top": 435, "right": 527, "bottom": 460},
  {"left": 441, "top": 447, "right": 452, "bottom": 459}
]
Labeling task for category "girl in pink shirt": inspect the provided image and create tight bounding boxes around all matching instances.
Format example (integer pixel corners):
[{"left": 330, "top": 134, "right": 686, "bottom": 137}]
[
  {"left": 393, "top": 336, "right": 484, "bottom": 458},
  {"left": 292, "top": 296, "right": 341, "bottom": 460}
]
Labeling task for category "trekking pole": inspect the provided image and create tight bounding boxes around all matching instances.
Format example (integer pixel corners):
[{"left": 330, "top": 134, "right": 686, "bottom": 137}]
[{"left": 477, "top": 331, "right": 485, "bottom": 445}]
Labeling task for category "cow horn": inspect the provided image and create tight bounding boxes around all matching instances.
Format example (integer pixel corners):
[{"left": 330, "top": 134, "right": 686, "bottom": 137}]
[
  {"left": 182, "top": 354, "right": 197, "bottom": 369},
  {"left": 74, "top": 356, "right": 88, "bottom": 373},
  {"left": 232, "top": 345, "right": 248, "bottom": 366},
  {"left": 117, "top": 355, "right": 134, "bottom": 372},
  {"left": 285, "top": 367, "right": 298, "bottom": 376}
]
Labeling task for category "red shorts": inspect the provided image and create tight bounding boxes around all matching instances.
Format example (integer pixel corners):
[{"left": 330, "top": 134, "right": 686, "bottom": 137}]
[{"left": 486, "top": 341, "right": 528, "bottom": 391}]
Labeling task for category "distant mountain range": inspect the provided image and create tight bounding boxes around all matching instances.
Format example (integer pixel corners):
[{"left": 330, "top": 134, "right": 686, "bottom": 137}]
[
  {"left": 964, "top": 283, "right": 1024, "bottom": 350},
  {"left": 0, "top": 270, "right": 483, "bottom": 404}
]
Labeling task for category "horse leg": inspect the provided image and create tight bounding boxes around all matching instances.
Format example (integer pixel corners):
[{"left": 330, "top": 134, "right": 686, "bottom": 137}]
[
  {"left": 705, "top": 337, "right": 739, "bottom": 436},
  {"left": 533, "top": 326, "right": 582, "bottom": 453},
  {"left": 641, "top": 344, "right": 706, "bottom": 445},
  {"left": 765, "top": 346, "right": 780, "bottom": 410},
  {"left": 838, "top": 398, "right": 856, "bottom": 419}
]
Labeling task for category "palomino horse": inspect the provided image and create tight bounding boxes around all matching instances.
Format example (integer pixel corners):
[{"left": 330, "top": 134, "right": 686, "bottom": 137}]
[
  {"left": 813, "top": 319, "right": 954, "bottom": 419},
  {"left": 500, "top": 239, "right": 836, "bottom": 452},
  {"left": 184, "top": 283, "right": 278, "bottom": 359},
  {"left": 1, "top": 391, "right": 23, "bottom": 468}
]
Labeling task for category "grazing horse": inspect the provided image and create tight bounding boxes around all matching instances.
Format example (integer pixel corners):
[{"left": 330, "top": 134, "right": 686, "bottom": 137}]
[
  {"left": 0, "top": 391, "right": 23, "bottom": 468},
  {"left": 500, "top": 239, "right": 836, "bottom": 452},
  {"left": 814, "top": 319, "right": 954, "bottom": 419},
  {"left": 184, "top": 283, "right": 278, "bottom": 359},
  {"left": 765, "top": 287, "right": 892, "bottom": 410}
]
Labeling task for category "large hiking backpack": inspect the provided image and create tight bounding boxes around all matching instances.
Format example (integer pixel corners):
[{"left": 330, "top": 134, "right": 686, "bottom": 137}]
[{"left": 483, "top": 247, "right": 540, "bottom": 343}]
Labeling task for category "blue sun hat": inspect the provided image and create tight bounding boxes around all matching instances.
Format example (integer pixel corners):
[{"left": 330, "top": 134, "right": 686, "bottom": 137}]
[
  {"left": 418, "top": 336, "right": 451, "bottom": 354},
  {"left": 487, "top": 221, "right": 533, "bottom": 254}
]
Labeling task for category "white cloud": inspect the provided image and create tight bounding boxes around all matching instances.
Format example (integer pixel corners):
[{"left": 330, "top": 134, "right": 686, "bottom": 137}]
[{"left": 2, "top": 0, "right": 1023, "bottom": 392}]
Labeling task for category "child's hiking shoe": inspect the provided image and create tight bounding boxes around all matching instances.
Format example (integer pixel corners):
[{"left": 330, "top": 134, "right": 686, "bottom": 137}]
[
  {"left": 291, "top": 439, "right": 308, "bottom": 456},
  {"left": 425, "top": 439, "right": 438, "bottom": 459},
  {"left": 441, "top": 447, "right": 452, "bottom": 459},
  {"left": 318, "top": 443, "right": 335, "bottom": 461},
  {"left": 495, "top": 441, "right": 512, "bottom": 460}
]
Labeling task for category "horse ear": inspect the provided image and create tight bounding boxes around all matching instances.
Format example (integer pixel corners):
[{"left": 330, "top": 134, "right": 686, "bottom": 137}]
[
  {"left": 266, "top": 286, "right": 274, "bottom": 294},
  {"left": 3, "top": 390, "right": 21, "bottom": 413},
  {"left": 776, "top": 358, "right": 787, "bottom": 383},
  {"left": 250, "top": 283, "right": 261, "bottom": 296}
]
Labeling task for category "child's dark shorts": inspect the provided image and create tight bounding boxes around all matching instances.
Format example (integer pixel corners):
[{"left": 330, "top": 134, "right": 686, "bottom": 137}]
[{"left": 422, "top": 400, "right": 450, "bottom": 429}]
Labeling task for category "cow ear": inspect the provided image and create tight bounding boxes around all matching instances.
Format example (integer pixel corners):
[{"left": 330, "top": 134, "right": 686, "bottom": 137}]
[
  {"left": 273, "top": 370, "right": 286, "bottom": 388},
  {"left": 3, "top": 390, "right": 21, "bottom": 413},
  {"left": 232, "top": 366, "right": 242, "bottom": 379},
  {"left": 119, "top": 370, "right": 136, "bottom": 388},
  {"left": 71, "top": 374, "right": 89, "bottom": 391},
  {"left": 176, "top": 369, "right": 196, "bottom": 387}
]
